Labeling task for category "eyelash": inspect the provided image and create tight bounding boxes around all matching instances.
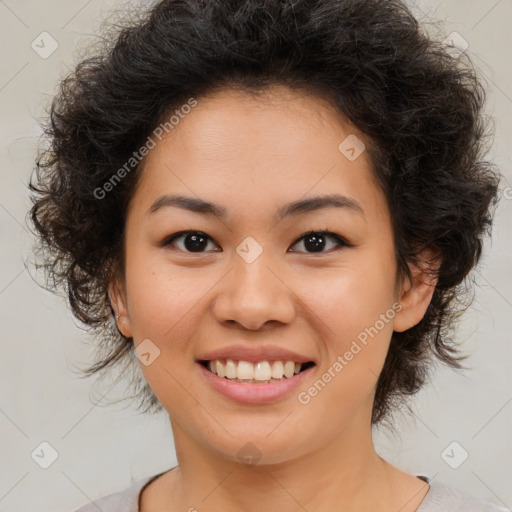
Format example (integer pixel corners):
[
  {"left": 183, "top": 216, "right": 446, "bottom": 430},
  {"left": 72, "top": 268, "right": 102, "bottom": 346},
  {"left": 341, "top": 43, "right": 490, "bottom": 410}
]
[{"left": 160, "top": 229, "right": 352, "bottom": 254}]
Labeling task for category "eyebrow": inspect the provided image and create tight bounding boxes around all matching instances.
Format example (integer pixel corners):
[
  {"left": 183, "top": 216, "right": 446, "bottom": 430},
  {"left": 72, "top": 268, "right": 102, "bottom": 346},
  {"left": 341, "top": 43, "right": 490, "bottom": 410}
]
[{"left": 147, "top": 193, "right": 365, "bottom": 220}]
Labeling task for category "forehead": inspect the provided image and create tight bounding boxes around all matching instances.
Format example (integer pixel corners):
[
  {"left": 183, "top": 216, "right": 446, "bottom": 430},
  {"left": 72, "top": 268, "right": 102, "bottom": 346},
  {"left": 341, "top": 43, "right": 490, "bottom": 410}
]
[{"left": 128, "top": 86, "right": 388, "bottom": 225}]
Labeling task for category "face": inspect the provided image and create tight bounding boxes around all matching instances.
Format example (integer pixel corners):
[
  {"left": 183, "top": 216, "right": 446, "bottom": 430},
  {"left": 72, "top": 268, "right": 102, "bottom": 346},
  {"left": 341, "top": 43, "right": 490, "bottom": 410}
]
[{"left": 109, "top": 85, "right": 435, "bottom": 465}]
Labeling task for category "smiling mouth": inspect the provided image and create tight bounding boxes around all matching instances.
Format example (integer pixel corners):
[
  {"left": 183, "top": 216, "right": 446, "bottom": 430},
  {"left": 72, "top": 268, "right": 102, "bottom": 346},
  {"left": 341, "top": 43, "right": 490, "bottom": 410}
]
[{"left": 198, "top": 359, "right": 316, "bottom": 384}]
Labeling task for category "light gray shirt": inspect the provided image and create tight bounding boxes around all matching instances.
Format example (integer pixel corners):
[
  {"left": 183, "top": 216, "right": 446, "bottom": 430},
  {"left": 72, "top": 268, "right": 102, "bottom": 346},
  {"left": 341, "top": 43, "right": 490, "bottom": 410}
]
[{"left": 72, "top": 471, "right": 509, "bottom": 512}]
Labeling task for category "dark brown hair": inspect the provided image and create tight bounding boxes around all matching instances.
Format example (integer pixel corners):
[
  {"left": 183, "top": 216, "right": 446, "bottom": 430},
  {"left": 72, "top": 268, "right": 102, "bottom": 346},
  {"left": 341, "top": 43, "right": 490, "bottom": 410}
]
[{"left": 28, "top": 0, "right": 501, "bottom": 427}]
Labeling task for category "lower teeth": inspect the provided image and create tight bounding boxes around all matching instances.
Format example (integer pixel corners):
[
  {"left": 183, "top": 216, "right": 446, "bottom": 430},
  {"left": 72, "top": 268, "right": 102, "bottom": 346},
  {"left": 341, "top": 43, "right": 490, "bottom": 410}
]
[{"left": 222, "top": 377, "right": 288, "bottom": 384}]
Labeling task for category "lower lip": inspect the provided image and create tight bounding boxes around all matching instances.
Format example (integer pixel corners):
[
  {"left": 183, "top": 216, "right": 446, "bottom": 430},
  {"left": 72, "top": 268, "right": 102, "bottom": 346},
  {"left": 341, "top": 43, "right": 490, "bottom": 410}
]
[{"left": 196, "top": 362, "right": 316, "bottom": 404}]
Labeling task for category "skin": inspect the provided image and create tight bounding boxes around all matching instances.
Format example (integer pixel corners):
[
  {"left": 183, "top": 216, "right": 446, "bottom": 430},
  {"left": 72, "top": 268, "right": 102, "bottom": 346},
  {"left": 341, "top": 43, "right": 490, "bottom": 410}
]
[{"left": 109, "top": 85, "right": 439, "bottom": 512}]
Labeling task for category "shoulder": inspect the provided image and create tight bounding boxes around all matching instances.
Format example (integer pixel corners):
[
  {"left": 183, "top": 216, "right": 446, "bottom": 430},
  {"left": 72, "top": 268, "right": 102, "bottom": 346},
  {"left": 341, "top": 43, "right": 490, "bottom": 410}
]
[
  {"left": 71, "top": 473, "right": 160, "bottom": 512},
  {"left": 419, "top": 478, "right": 509, "bottom": 512}
]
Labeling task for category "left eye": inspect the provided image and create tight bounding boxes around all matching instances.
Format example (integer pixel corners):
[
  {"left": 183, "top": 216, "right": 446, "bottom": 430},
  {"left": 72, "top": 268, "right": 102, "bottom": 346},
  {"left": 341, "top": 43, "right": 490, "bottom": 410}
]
[
  {"left": 289, "top": 231, "right": 349, "bottom": 253},
  {"left": 161, "top": 230, "right": 349, "bottom": 254}
]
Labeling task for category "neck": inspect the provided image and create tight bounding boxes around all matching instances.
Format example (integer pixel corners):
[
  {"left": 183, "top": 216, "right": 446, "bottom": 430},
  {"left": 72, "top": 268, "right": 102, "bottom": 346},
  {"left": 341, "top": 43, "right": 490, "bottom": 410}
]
[{"left": 158, "top": 410, "right": 426, "bottom": 512}]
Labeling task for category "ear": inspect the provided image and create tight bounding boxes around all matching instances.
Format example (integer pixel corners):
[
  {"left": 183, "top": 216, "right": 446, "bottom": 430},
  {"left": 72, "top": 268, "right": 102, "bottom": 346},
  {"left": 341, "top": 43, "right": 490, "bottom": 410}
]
[
  {"left": 393, "top": 248, "right": 441, "bottom": 333},
  {"left": 108, "top": 277, "right": 133, "bottom": 338}
]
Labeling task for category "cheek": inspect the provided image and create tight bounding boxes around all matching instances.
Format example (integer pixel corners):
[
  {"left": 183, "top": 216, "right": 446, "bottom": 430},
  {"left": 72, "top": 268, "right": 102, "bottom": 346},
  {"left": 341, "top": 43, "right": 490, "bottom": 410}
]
[
  {"left": 296, "top": 266, "right": 396, "bottom": 425},
  {"left": 123, "top": 253, "right": 209, "bottom": 406},
  {"left": 303, "top": 244, "right": 397, "bottom": 368},
  {"left": 124, "top": 246, "right": 206, "bottom": 343}
]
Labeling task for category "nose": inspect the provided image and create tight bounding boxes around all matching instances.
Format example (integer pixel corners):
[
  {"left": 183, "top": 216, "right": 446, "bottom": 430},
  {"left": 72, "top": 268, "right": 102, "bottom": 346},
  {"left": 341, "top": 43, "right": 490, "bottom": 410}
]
[{"left": 211, "top": 252, "right": 296, "bottom": 331}]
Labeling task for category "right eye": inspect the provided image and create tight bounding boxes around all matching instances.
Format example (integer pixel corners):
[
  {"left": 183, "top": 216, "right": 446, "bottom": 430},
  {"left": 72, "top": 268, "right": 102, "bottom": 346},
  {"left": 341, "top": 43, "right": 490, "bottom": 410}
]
[{"left": 161, "top": 230, "right": 221, "bottom": 253}]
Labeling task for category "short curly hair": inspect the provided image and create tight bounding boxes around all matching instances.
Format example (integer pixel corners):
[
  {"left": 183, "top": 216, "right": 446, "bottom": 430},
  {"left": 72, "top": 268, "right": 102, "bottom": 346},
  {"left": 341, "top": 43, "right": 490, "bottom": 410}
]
[{"left": 28, "top": 0, "right": 501, "bottom": 427}]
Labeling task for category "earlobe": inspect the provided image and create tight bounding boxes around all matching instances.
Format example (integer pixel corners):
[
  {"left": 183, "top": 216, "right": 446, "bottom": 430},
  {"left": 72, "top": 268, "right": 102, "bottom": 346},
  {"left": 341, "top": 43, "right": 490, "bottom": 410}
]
[
  {"left": 393, "top": 250, "right": 441, "bottom": 333},
  {"left": 108, "top": 279, "right": 133, "bottom": 338}
]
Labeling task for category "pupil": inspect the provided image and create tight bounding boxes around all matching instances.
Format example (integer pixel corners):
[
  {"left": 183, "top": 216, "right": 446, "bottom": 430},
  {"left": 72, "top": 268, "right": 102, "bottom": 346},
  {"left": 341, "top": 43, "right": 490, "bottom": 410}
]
[
  {"left": 305, "top": 233, "right": 326, "bottom": 252},
  {"left": 185, "top": 233, "right": 208, "bottom": 252}
]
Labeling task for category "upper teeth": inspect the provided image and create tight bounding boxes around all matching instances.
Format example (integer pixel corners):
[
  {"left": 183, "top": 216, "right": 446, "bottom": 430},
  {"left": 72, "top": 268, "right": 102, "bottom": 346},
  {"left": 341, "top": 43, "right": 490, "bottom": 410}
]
[{"left": 207, "top": 359, "right": 302, "bottom": 380}]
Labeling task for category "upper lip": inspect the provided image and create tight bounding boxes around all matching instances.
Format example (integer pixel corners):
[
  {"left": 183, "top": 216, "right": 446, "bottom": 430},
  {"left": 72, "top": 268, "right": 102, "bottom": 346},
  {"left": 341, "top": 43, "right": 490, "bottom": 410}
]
[{"left": 196, "top": 345, "right": 315, "bottom": 364}]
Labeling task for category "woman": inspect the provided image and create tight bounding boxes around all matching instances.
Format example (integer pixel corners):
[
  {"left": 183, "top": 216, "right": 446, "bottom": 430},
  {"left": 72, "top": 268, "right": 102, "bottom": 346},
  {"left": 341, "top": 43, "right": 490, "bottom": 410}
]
[{"left": 28, "top": 0, "right": 506, "bottom": 510}]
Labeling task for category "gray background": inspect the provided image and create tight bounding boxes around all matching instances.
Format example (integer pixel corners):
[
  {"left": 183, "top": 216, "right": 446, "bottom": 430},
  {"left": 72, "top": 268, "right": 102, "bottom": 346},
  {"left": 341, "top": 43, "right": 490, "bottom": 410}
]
[{"left": 0, "top": 0, "right": 510, "bottom": 511}]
